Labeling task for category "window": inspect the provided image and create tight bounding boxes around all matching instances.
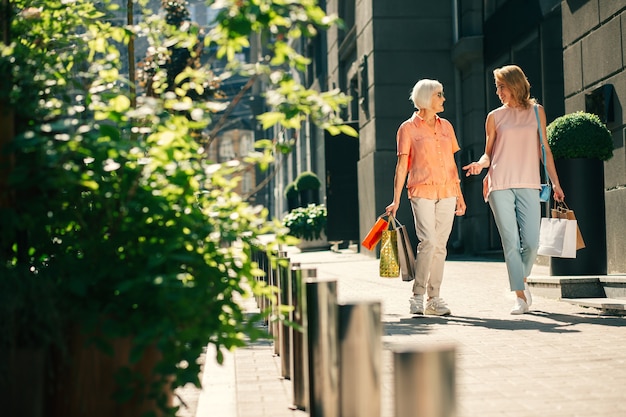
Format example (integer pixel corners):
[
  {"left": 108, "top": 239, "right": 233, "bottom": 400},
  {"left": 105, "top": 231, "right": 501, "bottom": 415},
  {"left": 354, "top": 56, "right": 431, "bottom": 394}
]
[
  {"left": 239, "top": 133, "right": 254, "bottom": 157},
  {"left": 218, "top": 136, "right": 235, "bottom": 161}
]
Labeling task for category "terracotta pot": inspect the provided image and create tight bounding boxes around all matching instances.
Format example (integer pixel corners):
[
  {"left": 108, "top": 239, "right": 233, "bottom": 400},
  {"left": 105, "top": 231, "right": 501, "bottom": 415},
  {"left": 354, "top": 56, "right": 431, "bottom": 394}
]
[
  {"left": 0, "top": 100, "right": 15, "bottom": 208},
  {"left": 0, "top": 348, "right": 46, "bottom": 417},
  {"left": 46, "top": 328, "right": 172, "bottom": 417}
]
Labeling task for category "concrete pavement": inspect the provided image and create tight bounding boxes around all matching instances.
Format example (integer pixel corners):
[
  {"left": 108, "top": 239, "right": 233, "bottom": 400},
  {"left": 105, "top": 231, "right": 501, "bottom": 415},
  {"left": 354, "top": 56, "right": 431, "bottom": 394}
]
[{"left": 179, "top": 247, "right": 626, "bottom": 417}]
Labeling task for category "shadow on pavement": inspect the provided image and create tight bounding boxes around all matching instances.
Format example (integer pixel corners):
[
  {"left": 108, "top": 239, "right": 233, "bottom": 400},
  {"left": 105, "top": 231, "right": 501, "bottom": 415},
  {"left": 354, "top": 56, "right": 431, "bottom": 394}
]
[{"left": 382, "top": 310, "right": 625, "bottom": 336}]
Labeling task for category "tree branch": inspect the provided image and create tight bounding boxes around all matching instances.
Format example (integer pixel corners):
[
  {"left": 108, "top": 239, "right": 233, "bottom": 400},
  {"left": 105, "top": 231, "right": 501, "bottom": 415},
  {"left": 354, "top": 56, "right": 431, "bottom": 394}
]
[{"left": 203, "top": 74, "right": 259, "bottom": 148}]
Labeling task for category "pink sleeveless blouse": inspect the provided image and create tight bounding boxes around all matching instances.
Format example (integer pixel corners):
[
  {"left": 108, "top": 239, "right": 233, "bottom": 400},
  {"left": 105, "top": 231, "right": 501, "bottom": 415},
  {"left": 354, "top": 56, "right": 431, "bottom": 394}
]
[{"left": 483, "top": 105, "right": 541, "bottom": 202}]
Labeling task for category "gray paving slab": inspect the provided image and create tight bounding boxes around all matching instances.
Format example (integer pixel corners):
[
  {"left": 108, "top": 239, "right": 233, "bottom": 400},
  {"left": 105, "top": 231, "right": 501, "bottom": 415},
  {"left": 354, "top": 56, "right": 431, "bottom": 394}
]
[{"left": 191, "top": 248, "right": 626, "bottom": 417}]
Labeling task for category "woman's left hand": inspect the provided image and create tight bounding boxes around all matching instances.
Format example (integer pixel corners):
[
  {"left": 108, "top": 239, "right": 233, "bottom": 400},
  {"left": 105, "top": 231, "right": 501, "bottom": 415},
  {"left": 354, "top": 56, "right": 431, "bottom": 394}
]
[{"left": 553, "top": 184, "right": 565, "bottom": 202}]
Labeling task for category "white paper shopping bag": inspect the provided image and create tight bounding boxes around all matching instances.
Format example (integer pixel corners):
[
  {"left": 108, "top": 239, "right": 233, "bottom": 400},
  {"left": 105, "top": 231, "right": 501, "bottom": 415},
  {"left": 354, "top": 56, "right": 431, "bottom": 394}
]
[{"left": 537, "top": 217, "right": 577, "bottom": 258}]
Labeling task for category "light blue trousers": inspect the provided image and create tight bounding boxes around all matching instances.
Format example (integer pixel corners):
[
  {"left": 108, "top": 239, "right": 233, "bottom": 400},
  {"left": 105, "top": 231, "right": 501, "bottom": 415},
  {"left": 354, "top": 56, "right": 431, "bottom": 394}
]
[{"left": 488, "top": 188, "right": 541, "bottom": 291}]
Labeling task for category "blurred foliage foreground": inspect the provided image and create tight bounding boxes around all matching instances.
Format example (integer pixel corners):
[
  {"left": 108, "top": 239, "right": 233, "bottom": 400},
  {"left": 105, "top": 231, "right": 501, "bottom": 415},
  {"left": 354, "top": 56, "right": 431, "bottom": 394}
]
[{"left": 0, "top": 0, "right": 356, "bottom": 415}]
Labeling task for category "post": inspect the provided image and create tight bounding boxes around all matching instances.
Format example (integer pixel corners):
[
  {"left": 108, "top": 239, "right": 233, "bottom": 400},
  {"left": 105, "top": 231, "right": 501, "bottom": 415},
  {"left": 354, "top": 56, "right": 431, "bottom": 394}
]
[
  {"left": 277, "top": 252, "right": 292, "bottom": 379},
  {"left": 338, "top": 301, "right": 382, "bottom": 417},
  {"left": 251, "top": 249, "right": 262, "bottom": 308},
  {"left": 290, "top": 266, "right": 315, "bottom": 411},
  {"left": 269, "top": 250, "right": 280, "bottom": 352},
  {"left": 258, "top": 250, "right": 270, "bottom": 324},
  {"left": 306, "top": 278, "right": 339, "bottom": 417},
  {"left": 252, "top": 249, "right": 268, "bottom": 315},
  {"left": 392, "top": 343, "right": 456, "bottom": 417}
]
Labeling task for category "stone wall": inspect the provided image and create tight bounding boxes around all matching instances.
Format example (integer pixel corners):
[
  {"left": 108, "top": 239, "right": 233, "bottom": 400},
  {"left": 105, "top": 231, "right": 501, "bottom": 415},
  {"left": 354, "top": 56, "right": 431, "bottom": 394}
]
[{"left": 561, "top": 0, "right": 626, "bottom": 273}]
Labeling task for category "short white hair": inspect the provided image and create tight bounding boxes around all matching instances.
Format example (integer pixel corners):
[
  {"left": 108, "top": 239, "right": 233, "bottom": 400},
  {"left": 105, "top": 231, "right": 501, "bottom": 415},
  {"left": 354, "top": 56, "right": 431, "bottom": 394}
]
[{"left": 409, "top": 79, "right": 443, "bottom": 109}]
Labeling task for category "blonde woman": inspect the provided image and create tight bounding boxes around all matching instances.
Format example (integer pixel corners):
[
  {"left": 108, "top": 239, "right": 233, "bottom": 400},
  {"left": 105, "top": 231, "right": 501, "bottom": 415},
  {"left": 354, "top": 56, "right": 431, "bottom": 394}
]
[
  {"left": 463, "top": 65, "right": 564, "bottom": 314},
  {"left": 386, "top": 79, "right": 466, "bottom": 316}
]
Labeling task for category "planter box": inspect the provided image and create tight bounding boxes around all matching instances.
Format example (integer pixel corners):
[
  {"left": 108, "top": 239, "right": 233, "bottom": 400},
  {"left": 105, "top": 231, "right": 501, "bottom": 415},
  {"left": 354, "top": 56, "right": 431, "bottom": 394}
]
[{"left": 297, "top": 235, "right": 330, "bottom": 251}]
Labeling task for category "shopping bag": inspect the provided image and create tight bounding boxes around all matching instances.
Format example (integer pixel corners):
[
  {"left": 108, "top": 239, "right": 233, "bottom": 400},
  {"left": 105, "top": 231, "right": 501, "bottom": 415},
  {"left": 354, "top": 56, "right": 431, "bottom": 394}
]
[
  {"left": 551, "top": 202, "right": 585, "bottom": 250},
  {"left": 379, "top": 220, "right": 399, "bottom": 278},
  {"left": 537, "top": 217, "right": 577, "bottom": 258},
  {"left": 393, "top": 217, "right": 416, "bottom": 282},
  {"left": 362, "top": 215, "right": 389, "bottom": 250}
]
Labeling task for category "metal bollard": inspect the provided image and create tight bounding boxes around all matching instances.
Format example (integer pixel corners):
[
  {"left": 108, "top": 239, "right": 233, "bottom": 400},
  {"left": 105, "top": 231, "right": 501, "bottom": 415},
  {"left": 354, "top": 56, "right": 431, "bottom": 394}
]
[
  {"left": 392, "top": 343, "right": 456, "bottom": 417},
  {"left": 338, "top": 301, "right": 382, "bottom": 417},
  {"left": 306, "top": 278, "right": 339, "bottom": 417},
  {"left": 252, "top": 249, "right": 262, "bottom": 307},
  {"left": 269, "top": 250, "right": 281, "bottom": 352},
  {"left": 261, "top": 250, "right": 271, "bottom": 324},
  {"left": 277, "top": 253, "right": 292, "bottom": 379},
  {"left": 290, "top": 266, "right": 315, "bottom": 411},
  {"left": 254, "top": 249, "right": 269, "bottom": 320}
]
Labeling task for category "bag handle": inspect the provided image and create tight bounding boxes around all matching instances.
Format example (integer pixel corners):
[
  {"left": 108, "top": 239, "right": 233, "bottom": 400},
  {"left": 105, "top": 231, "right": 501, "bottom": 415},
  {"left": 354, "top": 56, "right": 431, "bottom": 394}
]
[
  {"left": 553, "top": 200, "right": 571, "bottom": 212},
  {"left": 387, "top": 214, "right": 397, "bottom": 230},
  {"left": 534, "top": 104, "right": 550, "bottom": 187},
  {"left": 387, "top": 214, "right": 406, "bottom": 230}
]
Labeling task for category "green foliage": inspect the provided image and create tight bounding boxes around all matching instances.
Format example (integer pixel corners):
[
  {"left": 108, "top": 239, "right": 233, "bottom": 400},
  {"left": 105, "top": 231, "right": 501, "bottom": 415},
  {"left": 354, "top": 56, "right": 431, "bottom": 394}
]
[
  {"left": 295, "top": 170, "right": 321, "bottom": 190},
  {"left": 282, "top": 204, "right": 327, "bottom": 241},
  {"left": 547, "top": 111, "right": 614, "bottom": 161},
  {"left": 0, "top": 1, "right": 117, "bottom": 131},
  {"left": 0, "top": 0, "right": 353, "bottom": 413}
]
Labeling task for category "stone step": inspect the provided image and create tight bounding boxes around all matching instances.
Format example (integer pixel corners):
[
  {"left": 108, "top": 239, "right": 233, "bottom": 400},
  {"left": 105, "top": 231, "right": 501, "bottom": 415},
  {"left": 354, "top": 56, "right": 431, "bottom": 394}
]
[
  {"left": 526, "top": 276, "right": 606, "bottom": 299},
  {"left": 561, "top": 298, "right": 626, "bottom": 315},
  {"left": 527, "top": 275, "right": 626, "bottom": 300},
  {"left": 600, "top": 276, "right": 626, "bottom": 298}
]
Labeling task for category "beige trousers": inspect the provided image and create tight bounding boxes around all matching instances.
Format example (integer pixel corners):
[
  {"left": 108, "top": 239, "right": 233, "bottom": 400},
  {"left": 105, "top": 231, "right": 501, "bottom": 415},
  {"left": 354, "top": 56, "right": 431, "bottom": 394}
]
[{"left": 409, "top": 197, "right": 456, "bottom": 297}]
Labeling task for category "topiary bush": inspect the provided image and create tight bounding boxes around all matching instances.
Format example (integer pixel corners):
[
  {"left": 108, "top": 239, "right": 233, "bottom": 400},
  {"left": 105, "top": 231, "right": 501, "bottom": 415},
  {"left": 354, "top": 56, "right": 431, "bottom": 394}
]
[
  {"left": 295, "top": 170, "right": 321, "bottom": 190},
  {"left": 547, "top": 111, "right": 614, "bottom": 161},
  {"left": 284, "top": 181, "right": 299, "bottom": 199}
]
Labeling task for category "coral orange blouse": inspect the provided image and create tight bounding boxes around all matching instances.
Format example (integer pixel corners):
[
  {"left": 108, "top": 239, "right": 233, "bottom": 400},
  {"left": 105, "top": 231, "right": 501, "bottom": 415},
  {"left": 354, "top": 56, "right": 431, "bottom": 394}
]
[{"left": 396, "top": 112, "right": 462, "bottom": 200}]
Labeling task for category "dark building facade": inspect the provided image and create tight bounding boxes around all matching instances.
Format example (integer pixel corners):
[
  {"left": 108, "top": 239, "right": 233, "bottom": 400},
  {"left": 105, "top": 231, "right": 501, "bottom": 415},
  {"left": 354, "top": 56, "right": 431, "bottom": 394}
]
[
  {"left": 561, "top": 1, "right": 626, "bottom": 273},
  {"left": 276, "top": 0, "right": 626, "bottom": 274}
]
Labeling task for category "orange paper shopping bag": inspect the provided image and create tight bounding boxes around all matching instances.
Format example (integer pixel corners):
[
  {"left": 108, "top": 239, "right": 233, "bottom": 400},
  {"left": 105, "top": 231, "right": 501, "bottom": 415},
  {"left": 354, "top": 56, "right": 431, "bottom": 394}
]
[{"left": 362, "top": 216, "right": 388, "bottom": 250}]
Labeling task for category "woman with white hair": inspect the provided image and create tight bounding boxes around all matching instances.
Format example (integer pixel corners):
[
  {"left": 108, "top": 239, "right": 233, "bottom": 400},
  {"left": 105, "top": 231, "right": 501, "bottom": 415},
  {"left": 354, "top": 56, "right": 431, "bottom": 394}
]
[{"left": 386, "top": 79, "right": 466, "bottom": 316}]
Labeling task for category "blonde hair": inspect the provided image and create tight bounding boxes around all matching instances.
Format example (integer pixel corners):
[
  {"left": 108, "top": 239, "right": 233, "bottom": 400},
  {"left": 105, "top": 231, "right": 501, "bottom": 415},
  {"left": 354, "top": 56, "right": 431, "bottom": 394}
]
[
  {"left": 493, "top": 65, "right": 536, "bottom": 108},
  {"left": 409, "top": 79, "right": 443, "bottom": 109}
]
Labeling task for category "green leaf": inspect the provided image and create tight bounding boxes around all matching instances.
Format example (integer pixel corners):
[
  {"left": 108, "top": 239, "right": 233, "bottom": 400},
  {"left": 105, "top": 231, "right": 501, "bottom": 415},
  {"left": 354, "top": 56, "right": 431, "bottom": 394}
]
[
  {"left": 338, "top": 124, "right": 358, "bottom": 137},
  {"left": 258, "top": 112, "right": 285, "bottom": 129}
]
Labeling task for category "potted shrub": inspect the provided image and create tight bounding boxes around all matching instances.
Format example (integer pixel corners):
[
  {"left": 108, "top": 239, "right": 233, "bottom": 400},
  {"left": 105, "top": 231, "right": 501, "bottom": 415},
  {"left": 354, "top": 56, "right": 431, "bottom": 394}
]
[
  {"left": 0, "top": 0, "right": 353, "bottom": 415},
  {"left": 295, "top": 171, "right": 321, "bottom": 206},
  {"left": 284, "top": 181, "right": 300, "bottom": 211},
  {"left": 547, "top": 111, "right": 614, "bottom": 161},
  {"left": 546, "top": 111, "right": 614, "bottom": 276},
  {"left": 2, "top": 61, "right": 280, "bottom": 417},
  {"left": 282, "top": 204, "right": 329, "bottom": 250}
]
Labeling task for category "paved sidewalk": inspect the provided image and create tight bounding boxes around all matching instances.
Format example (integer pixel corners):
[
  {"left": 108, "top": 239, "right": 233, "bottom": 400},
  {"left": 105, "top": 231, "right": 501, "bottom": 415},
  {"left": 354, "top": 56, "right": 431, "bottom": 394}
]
[{"left": 185, "top": 248, "right": 626, "bottom": 417}]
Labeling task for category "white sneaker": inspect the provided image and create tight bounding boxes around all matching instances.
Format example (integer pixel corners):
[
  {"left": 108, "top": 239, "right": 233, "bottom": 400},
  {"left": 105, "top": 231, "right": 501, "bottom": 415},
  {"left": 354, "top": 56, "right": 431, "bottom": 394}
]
[
  {"left": 524, "top": 283, "right": 533, "bottom": 307},
  {"left": 409, "top": 294, "right": 424, "bottom": 315},
  {"left": 510, "top": 297, "right": 529, "bottom": 315},
  {"left": 425, "top": 297, "right": 451, "bottom": 316}
]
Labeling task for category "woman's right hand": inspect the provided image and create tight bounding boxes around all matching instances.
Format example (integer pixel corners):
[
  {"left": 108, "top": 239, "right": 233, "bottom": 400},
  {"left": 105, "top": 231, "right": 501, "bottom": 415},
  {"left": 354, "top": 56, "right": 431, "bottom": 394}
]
[{"left": 462, "top": 161, "right": 483, "bottom": 176}]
